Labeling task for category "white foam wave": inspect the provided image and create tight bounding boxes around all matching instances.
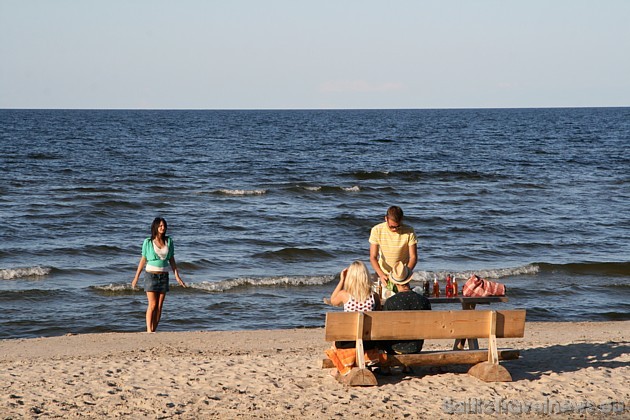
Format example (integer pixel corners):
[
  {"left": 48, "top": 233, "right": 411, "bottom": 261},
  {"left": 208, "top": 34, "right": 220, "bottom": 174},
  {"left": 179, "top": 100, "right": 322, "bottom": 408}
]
[
  {"left": 0, "top": 266, "right": 52, "bottom": 280},
  {"left": 216, "top": 189, "right": 267, "bottom": 196},
  {"left": 411, "top": 264, "right": 539, "bottom": 282},
  {"left": 191, "top": 275, "right": 334, "bottom": 292},
  {"left": 93, "top": 283, "right": 134, "bottom": 292},
  {"left": 92, "top": 283, "right": 190, "bottom": 292},
  {"left": 298, "top": 185, "right": 359, "bottom": 192}
]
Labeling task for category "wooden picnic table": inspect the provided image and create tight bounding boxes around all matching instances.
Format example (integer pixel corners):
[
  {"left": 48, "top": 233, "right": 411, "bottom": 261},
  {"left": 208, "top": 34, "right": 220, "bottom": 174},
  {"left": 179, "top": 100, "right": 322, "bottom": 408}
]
[
  {"left": 428, "top": 296, "right": 508, "bottom": 309},
  {"left": 323, "top": 295, "right": 509, "bottom": 350},
  {"left": 427, "top": 296, "right": 509, "bottom": 349},
  {"left": 323, "top": 296, "right": 507, "bottom": 308},
  {"left": 323, "top": 309, "right": 525, "bottom": 385}
]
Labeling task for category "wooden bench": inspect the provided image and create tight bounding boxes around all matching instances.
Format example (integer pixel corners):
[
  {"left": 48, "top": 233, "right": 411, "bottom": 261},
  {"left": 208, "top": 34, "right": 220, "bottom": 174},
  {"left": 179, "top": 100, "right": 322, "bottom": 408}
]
[{"left": 323, "top": 309, "right": 526, "bottom": 386}]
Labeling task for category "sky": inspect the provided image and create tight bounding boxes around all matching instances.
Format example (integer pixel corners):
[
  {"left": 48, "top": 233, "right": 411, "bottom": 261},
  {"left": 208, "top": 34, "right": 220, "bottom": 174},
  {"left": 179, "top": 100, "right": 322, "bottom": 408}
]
[{"left": 1, "top": 0, "right": 629, "bottom": 110}]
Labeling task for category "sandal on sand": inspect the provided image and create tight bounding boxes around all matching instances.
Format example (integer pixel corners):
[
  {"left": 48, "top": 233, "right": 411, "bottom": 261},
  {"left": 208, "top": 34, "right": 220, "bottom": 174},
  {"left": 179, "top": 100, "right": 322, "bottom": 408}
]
[{"left": 371, "top": 366, "right": 392, "bottom": 376}]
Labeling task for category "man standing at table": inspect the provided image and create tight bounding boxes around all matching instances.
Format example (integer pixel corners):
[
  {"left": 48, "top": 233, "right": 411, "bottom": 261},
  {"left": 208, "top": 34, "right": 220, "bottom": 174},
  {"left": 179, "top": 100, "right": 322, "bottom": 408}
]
[{"left": 369, "top": 206, "right": 418, "bottom": 295}]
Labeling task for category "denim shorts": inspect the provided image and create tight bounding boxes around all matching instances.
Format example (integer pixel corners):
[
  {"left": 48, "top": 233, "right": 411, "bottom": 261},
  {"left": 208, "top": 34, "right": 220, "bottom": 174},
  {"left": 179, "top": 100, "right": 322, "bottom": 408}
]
[{"left": 144, "top": 271, "right": 170, "bottom": 293}]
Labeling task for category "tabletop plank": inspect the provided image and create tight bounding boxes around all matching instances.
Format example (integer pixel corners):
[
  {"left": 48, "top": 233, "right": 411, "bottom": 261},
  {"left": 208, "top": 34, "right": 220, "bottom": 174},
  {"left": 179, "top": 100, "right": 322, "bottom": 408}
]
[{"left": 428, "top": 296, "right": 508, "bottom": 304}]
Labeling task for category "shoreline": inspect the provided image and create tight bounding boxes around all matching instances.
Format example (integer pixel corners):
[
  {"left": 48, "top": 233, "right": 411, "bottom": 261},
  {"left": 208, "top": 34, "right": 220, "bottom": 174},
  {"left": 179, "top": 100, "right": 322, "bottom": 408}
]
[{"left": 2, "top": 321, "right": 628, "bottom": 418}]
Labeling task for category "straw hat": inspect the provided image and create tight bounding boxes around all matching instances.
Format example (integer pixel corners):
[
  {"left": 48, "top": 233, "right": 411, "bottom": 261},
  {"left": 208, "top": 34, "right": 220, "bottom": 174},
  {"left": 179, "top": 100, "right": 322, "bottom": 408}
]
[{"left": 389, "top": 261, "right": 413, "bottom": 285}]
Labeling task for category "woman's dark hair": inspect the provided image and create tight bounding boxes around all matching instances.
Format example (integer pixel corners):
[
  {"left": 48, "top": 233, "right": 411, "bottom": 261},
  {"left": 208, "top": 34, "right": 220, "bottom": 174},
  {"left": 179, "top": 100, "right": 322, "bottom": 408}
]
[{"left": 150, "top": 217, "right": 168, "bottom": 242}]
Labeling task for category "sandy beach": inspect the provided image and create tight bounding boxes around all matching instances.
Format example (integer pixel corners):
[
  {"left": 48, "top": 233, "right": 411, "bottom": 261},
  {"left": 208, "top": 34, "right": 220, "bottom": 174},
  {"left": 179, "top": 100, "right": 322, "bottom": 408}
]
[{"left": 1, "top": 321, "right": 628, "bottom": 419}]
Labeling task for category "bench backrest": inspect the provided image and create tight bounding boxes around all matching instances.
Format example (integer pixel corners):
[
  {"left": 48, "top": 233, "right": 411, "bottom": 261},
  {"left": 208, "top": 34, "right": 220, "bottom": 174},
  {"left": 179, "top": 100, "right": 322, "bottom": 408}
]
[{"left": 325, "top": 310, "right": 526, "bottom": 341}]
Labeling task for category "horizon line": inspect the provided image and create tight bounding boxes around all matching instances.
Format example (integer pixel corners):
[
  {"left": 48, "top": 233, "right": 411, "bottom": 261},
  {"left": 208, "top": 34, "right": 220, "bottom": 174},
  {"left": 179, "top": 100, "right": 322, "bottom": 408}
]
[{"left": 1, "top": 105, "right": 628, "bottom": 112}]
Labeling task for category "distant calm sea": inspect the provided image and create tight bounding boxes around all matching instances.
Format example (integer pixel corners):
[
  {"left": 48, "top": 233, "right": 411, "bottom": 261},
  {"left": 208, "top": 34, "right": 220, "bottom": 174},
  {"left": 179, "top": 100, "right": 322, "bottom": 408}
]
[{"left": 1, "top": 108, "right": 629, "bottom": 339}]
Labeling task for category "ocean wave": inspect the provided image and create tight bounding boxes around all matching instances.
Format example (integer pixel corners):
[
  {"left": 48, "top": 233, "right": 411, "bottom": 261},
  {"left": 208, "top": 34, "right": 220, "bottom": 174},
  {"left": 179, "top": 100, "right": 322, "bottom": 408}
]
[
  {"left": 94, "top": 200, "right": 143, "bottom": 209},
  {"left": 177, "top": 259, "right": 220, "bottom": 271},
  {"left": 525, "top": 306, "right": 630, "bottom": 322},
  {"left": 191, "top": 275, "right": 334, "bottom": 292},
  {"left": 0, "top": 266, "right": 52, "bottom": 280},
  {"left": 537, "top": 261, "right": 630, "bottom": 276},
  {"left": 333, "top": 212, "right": 372, "bottom": 228},
  {"left": 50, "top": 186, "right": 122, "bottom": 194},
  {"left": 27, "top": 152, "right": 60, "bottom": 160},
  {"left": 90, "top": 275, "right": 335, "bottom": 294},
  {"left": 212, "top": 189, "right": 268, "bottom": 196},
  {"left": 347, "top": 170, "right": 390, "bottom": 180},
  {"left": 53, "top": 244, "right": 128, "bottom": 256},
  {"left": 253, "top": 247, "right": 334, "bottom": 261},
  {"left": 344, "top": 169, "right": 505, "bottom": 182},
  {"left": 91, "top": 282, "right": 191, "bottom": 294},
  {"left": 293, "top": 185, "right": 361, "bottom": 193},
  {"left": 411, "top": 264, "right": 540, "bottom": 282},
  {"left": 91, "top": 283, "right": 137, "bottom": 293},
  {"left": 0, "top": 289, "right": 68, "bottom": 301}
]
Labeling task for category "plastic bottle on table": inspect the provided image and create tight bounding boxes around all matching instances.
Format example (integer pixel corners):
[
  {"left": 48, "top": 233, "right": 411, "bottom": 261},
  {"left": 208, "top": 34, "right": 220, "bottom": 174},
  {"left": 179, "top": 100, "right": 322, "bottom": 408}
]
[
  {"left": 373, "top": 279, "right": 382, "bottom": 297},
  {"left": 452, "top": 277, "right": 458, "bottom": 296}
]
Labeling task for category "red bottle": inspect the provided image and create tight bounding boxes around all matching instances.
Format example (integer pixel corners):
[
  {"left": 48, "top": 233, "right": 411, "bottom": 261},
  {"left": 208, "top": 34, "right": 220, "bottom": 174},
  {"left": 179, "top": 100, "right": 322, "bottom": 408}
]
[{"left": 445, "top": 274, "right": 453, "bottom": 298}]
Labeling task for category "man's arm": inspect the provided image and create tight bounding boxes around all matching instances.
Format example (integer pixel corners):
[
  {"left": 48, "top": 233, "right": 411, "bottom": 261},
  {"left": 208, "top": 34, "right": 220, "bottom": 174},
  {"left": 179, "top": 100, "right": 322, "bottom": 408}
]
[
  {"left": 407, "top": 242, "right": 418, "bottom": 271},
  {"left": 370, "top": 243, "right": 388, "bottom": 285}
]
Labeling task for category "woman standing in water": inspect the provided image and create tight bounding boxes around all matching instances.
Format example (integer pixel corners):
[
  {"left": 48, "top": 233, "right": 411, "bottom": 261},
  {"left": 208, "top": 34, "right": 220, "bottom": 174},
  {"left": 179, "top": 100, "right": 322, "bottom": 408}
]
[{"left": 132, "top": 217, "right": 186, "bottom": 332}]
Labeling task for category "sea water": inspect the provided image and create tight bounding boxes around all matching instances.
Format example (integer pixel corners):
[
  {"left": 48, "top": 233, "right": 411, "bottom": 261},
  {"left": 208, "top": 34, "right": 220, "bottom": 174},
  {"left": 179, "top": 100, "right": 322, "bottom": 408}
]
[{"left": 1, "top": 108, "right": 629, "bottom": 339}]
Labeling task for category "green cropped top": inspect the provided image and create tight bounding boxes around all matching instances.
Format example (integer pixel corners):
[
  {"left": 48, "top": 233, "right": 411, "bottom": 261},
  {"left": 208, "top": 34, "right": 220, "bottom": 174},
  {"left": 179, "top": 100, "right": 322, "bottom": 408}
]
[{"left": 142, "top": 237, "right": 174, "bottom": 272}]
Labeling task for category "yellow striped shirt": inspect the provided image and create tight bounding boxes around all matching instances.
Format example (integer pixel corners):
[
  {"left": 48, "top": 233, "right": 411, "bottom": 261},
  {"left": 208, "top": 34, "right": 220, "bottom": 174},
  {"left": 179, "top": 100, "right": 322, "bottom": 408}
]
[{"left": 369, "top": 222, "right": 417, "bottom": 274}]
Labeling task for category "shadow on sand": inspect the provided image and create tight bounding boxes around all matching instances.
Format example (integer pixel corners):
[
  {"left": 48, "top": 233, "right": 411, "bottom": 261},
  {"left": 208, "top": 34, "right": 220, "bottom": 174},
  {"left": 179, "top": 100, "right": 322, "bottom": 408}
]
[
  {"left": 371, "top": 341, "right": 629, "bottom": 384},
  {"left": 507, "top": 341, "right": 629, "bottom": 381}
]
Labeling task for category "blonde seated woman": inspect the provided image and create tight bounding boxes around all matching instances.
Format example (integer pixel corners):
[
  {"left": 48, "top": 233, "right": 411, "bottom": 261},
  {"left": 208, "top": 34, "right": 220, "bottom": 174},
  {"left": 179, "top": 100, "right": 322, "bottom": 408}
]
[
  {"left": 326, "top": 261, "right": 384, "bottom": 376},
  {"left": 329, "top": 260, "right": 381, "bottom": 313}
]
